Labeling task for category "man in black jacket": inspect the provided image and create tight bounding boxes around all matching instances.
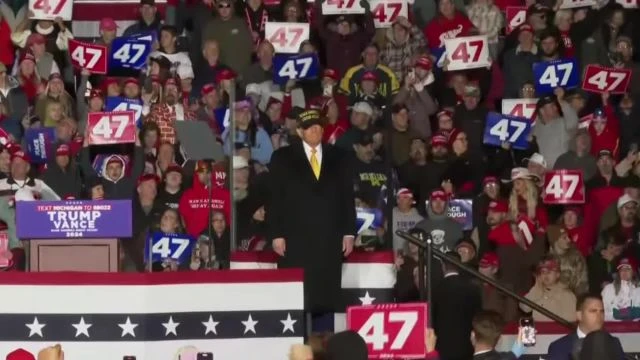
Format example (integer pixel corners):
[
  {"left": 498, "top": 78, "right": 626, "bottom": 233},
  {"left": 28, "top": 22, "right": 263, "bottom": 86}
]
[
  {"left": 470, "top": 311, "right": 518, "bottom": 360},
  {"left": 432, "top": 251, "right": 481, "bottom": 360}
]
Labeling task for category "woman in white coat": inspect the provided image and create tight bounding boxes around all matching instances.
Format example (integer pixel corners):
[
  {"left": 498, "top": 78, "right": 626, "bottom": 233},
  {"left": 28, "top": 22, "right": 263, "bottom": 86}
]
[{"left": 601, "top": 257, "right": 639, "bottom": 321}]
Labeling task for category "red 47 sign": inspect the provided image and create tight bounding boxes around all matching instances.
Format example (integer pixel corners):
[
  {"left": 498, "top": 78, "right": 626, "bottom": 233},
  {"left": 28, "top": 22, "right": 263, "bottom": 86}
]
[
  {"left": 505, "top": 7, "right": 526, "bottom": 34},
  {"left": 265, "top": 22, "right": 310, "bottom": 54},
  {"left": 321, "top": 0, "right": 364, "bottom": 15},
  {"left": 444, "top": 35, "right": 491, "bottom": 71},
  {"left": 616, "top": 0, "right": 638, "bottom": 8},
  {"left": 29, "top": 0, "right": 72, "bottom": 20},
  {"left": 369, "top": 0, "right": 408, "bottom": 28},
  {"left": 543, "top": 170, "right": 585, "bottom": 204},
  {"left": 87, "top": 111, "right": 136, "bottom": 145},
  {"left": 581, "top": 65, "right": 631, "bottom": 94},
  {"left": 69, "top": 39, "right": 108, "bottom": 74},
  {"left": 347, "top": 303, "right": 427, "bottom": 359},
  {"left": 502, "top": 98, "right": 537, "bottom": 120}
]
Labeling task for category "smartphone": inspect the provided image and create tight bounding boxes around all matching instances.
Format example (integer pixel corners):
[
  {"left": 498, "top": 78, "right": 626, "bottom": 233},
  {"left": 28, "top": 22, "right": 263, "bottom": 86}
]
[
  {"left": 323, "top": 84, "right": 333, "bottom": 97},
  {"left": 197, "top": 352, "right": 213, "bottom": 360},
  {"left": 519, "top": 318, "right": 536, "bottom": 347},
  {"left": 123, "top": 356, "right": 136, "bottom": 360}
]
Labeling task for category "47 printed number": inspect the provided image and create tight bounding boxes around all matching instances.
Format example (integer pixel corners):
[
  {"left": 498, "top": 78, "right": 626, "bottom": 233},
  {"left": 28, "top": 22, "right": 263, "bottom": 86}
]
[
  {"left": 358, "top": 311, "right": 418, "bottom": 350},
  {"left": 278, "top": 57, "right": 313, "bottom": 79},
  {"left": 539, "top": 63, "right": 573, "bottom": 88},
  {"left": 152, "top": 237, "right": 190, "bottom": 259},
  {"left": 489, "top": 119, "right": 526, "bottom": 142}
]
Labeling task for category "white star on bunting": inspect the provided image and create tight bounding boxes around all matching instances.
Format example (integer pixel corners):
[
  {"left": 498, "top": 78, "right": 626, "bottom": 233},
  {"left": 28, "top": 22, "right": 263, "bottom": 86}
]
[
  {"left": 202, "top": 315, "right": 220, "bottom": 335},
  {"left": 26, "top": 317, "right": 46, "bottom": 338},
  {"left": 162, "top": 316, "right": 180, "bottom": 336},
  {"left": 118, "top": 316, "right": 138, "bottom": 338},
  {"left": 280, "top": 313, "right": 297, "bottom": 334},
  {"left": 241, "top": 314, "right": 258, "bottom": 334},
  {"left": 71, "top": 317, "right": 92, "bottom": 338},
  {"left": 359, "top": 291, "right": 376, "bottom": 305}
]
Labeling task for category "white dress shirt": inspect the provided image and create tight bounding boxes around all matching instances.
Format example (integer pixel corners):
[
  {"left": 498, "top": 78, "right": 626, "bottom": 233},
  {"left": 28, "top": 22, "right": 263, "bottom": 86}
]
[{"left": 302, "top": 141, "right": 322, "bottom": 167}]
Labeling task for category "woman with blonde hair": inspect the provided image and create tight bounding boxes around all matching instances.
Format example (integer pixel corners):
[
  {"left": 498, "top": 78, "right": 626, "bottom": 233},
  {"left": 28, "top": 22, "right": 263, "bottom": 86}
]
[{"left": 507, "top": 167, "right": 549, "bottom": 232}]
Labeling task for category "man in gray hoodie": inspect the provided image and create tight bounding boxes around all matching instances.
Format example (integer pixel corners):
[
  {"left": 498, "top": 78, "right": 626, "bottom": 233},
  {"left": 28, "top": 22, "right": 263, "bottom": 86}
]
[
  {"left": 532, "top": 89, "right": 579, "bottom": 168},
  {"left": 413, "top": 189, "right": 463, "bottom": 253}
]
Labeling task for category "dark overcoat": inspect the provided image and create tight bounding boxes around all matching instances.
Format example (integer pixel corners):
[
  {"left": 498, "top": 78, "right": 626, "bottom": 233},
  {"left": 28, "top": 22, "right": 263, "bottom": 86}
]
[{"left": 266, "top": 141, "right": 356, "bottom": 312}]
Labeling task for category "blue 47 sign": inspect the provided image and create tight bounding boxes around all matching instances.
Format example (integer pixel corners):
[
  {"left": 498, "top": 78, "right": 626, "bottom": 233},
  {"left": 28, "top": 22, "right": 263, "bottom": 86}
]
[
  {"left": 483, "top": 112, "right": 531, "bottom": 150},
  {"left": 144, "top": 232, "right": 196, "bottom": 265},
  {"left": 109, "top": 36, "right": 152, "bottom": 70},
  {"left": 273, "top": 53, "right": 319, "bottom": 84},
  {"left": 105, "top": 96, "right": 143, "bottom": 127},
  {"left": 532, "top": 58, "right": 578, "bottom": 95},
  {"left": 356, "top": 207, "right": 383, "bottom": 234}
]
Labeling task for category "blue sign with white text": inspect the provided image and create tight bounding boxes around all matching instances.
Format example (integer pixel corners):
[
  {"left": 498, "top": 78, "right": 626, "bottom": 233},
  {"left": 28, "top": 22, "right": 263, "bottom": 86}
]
[
  {"left": 483, "top": 112, "right": 531, "bottom": 150},
  {"left": 144, "top": 232, "right": 196, "bottom": 265},
  {"left": 105, "top": 96, "right": 143, "bottom": 127},
  {"left": 214, "top": 107, "right": 230, "bottom": 132},
  {"left": 532, "top": 58, "right": 578, "bottom": 95},
  {"left": 25, "top": 127, "right": 56, "bottom": 164},
  {"left": 356, "top": 207, "right": 383, "bottom": 234},
  {"left": 109, "top": 36, "right": 152, "bottom": 70},
  {"left": 273, "top": 53, "right": 319, "bottom": 84}
]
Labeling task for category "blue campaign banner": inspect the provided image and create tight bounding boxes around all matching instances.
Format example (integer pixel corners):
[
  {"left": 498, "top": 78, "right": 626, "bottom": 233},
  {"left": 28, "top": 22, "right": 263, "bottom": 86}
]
[
  {"left": 15, "top": 200, "right": 133, "bottom": 239},
  {"left": 532, "top": 58, "right": 578, "bottom": 95},
  {"left": 273, "top": 53, "right": 320, "bottom": 84},
  {"left": 105, "top": 96, "right": 143, "bottom": 127},
  {"left": 483, "top": 112, "right": 531, "bottom": 150},
  {"left": 109, "top": 36, "right": 152, "bottom": 70},
  {"left": 356, "top": 207, "right": 383, "bottom": 234},
  {"left": 25, "top": 127, "right": 56, "bottom": 164},
  {"left": 144, "top": 232, "right": 195, "bottom": 265},
  {"left": 214, "top": 107, "right": 230, "bottom": 132},
  {"left": 424, "top": 199, "right": 473, "bottom": 230}
]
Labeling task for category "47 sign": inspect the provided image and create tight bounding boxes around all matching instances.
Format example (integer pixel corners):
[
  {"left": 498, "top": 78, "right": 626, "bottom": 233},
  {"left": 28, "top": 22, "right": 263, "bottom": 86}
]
[
  {"left": 543, "top": 170, "right": 585, "bottom": 204},
  {"left": 347, "top": 303, "right": 428, "bottom": 359}
]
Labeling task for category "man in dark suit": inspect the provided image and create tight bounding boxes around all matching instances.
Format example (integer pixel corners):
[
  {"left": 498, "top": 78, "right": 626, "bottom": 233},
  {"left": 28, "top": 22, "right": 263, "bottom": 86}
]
[
  {"left": 266, "top": 109, "right": 356, "bottom": 317},
  {"left": 432, "top": 251, "right": 481, "bottom": 360},
  {"left": 469, "top": 311, "right": 519, "bottom": 360},
  {"left": 547, "top": 293, "right": 624, "bottom": 360}
]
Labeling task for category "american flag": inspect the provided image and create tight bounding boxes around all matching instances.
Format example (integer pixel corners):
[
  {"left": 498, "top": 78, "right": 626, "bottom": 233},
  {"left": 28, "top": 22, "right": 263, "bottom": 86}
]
[
  {"left": 0, "top": 270, "right": 304, "bottom": 360},
  {"left": 230, "top": 251, "right": 396, "bottom": 332}
]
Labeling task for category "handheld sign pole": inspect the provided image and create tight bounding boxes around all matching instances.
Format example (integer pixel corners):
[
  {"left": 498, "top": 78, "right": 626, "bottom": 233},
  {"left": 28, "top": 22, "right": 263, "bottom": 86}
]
[
  {"left": 425, "top": 233, "right": 433, "bottom": 326},
  {"left": 417, "top": 232, "right": 425, "bottom": 302},
  {"left": 147, "top": 234, "right": 153, "bottom": 273},
  {"left": 229, "top": 81, "right": 237, "bottom": 256}
]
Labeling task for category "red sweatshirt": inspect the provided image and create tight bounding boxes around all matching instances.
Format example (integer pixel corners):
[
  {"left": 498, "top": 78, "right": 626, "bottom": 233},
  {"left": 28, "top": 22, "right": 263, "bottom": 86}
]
[
  {"left": 560, "top": 30, "right": 575, "bottom": 58},
  {"left": 0, "top": 20, "right": 13, "bottom": 68},
  {"left": 179, "top": 173, "right": 231, "bottom": 237},
  {"left": 589, "top": 104, "right": 620, "bottom": 159},
  {"left": 423, "top": 12, "right": 474, "bottom": 49}
]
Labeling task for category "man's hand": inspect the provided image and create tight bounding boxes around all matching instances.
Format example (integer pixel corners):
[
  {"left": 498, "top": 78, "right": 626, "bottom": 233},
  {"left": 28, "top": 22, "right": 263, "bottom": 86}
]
[
  {"left": 273, "top": 237, "right": 286, "bottom": 256},
  {"left": 602, "top": 91, "right": 610, "bottom": 105},
  {"left": 342, "top": 236, "right": 354, "bottom": 257},
  {"left": 425, "top": 328, "right": 437, "bottom": 353},
  {"left": 54, "top": 16, "right": 66, "bottom": 30},
  {"left": 554, "top": 87, "right": 565, "bottom": 101}
]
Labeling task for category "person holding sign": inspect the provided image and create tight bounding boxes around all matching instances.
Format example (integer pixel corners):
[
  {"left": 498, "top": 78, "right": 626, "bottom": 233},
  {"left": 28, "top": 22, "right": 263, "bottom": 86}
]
[
  {"left": 11, "top": 15, "right": 73, "bottom": 73},
  {"left": 24, "top": 33, "right": 60, "bottom": 80},
  {"left": 202, "top": 0, "right": 253, "bottom": 73},
  {"left": 532, "top": 90, "right": 579, "bottom": 168},
  {"left": 267, "top": 109, "right": 356, "bottom": 316},
  {"left": 588, "top": 93, "right": 620, "bottom": 160},
  {"left": 122, "top": 0, "right": 162, "bottom": 39}
]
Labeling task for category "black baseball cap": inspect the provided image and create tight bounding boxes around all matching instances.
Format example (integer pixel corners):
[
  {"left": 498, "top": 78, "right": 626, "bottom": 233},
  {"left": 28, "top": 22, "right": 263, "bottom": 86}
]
[
  {"left": 356, "top": 132, "right": 374, "bottom": 146},
  {"left": 287, "top": 106, "right": 305, "bottom": 120},
  {"left": 297, "top": 109, "right": 322, "bottom": 129}
]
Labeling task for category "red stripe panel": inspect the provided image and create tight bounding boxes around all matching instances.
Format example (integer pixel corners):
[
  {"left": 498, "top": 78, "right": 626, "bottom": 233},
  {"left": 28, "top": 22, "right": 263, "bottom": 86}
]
[
  {"left": 231, "top": 251, "right": 280, "bottom": 263},
  {"left": 229, "top": 251, "right": 395, "bottom": 264},
  {"left": 73, "top": 3, "right": 167, "bottom": 21},
  {"left": 503, "top": 321, "right": 640, "bottom": 334},
  {"left": 0, "top": 269, "right": 303, "bottom": 285}
]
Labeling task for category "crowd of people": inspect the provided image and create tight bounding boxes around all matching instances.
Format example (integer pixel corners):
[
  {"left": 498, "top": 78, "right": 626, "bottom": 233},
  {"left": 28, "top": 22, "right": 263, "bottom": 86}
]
[{"left": 0, "top": 0, "right": 639, "bottom": 357}]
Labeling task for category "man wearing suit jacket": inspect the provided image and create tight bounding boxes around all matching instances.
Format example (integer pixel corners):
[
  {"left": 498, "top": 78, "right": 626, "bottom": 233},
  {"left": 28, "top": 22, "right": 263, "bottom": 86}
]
[
  {"left": 547, "top": 293, "right": 625, "bottom": 360},
  {"left": 432, "top": 251, "right": 482, "bottom": 360},
  {"left": 267, "top": 109, "right": 357, "bottom": 315}
]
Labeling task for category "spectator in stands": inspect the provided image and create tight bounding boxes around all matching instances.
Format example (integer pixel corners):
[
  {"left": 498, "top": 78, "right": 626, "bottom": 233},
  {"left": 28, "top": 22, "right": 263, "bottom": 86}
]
[
  {"left": 23, "top": 33, "right": 60, "bottom": 79},
  {"left": 414, "top": 189, "right": 463, "bottom": 254},
  {"left": 548, "top": 227, "right": 588, "bottom": 295},
  {"left": 443, "top": 128, "right": 482, "bottom": 197},
  {"left": 150, "top": 25, "right": 194, "bottom": 81},
  {"left": 456, "top": 239, "right": 477, "bottom": 268},
  {"left": 588, "top": 231, "right": 625, "bottom": 294},
  {"left": 554, "top": 129, "right": 597, "bottom": 182},
  {"left": 423, "top": 0, "right": 473, "bottom": 49},
  {"left": 579, "top": 329, "right": 626, "bottom": 360},
  {"left": 470, "top": 182, "right": 500, "bottom": 255},
  {"left": 588, "top": 150, "right": 625, "bottom": 191},
  {"left": 521, "top": 257, "right": 577, "bottom": 322},
  {"left": 36, "top": 73, "right": 74, "bottom": 124},
  {"left": 96, "top": 17, "right": 117, "bottom": 48},
  {"left": 589, "top": 94, "right": 620, "bottom": 160},
  {"left": 466, "top": 0, "right": 503, "bottom": 59},
  {"left": 319, "top": 98, "right": 347, "bottom": 146},
  {"left": 157, "top": 164, "right": 183, "bottom": 210},
  {"left": 191, "top": 210, "right": 229, "bottom": 269},
  {"left": 478, "top": 252, "right": 518, "bottom": 322},
  {"left": 385, "top": 103, "right": 419, "bottom": 167},
  {"left": 123, "top": 0, "right": 163, "bottom": 38},
  {"left": 240, "top": 0, "right": 271, "bottom": 48},
  {"left": 380, "top": 16, "right": 427, "bottom": 82},
  {"left": 432, "top": 251, "right": 480, "bottom": 360},
  {"left": 0, "top": 150, "right": 59, "bottom": 200},
  {"left": 202, "top": 0, "right": 253, "bottom": 74},
  {"left": 243, "top": 40, "right": 274, "bottom": 86},
  {"left": 580, "top": 4, "right": 631, "bottom": 70},
  {"left": 525, "top": 152, "right": 547, "bottom": 180},
  {"left": 0, "top": 98, "right": 20, "bottom": 142},
  {"left": 392, "top": 188, "right": 423, "bottom": 252},
  {"left": 393, "top": 55, "right": 437, "bottom": 140},
  {"left": 416, "top": 134, "right": 450, "bottom": 207},
  {"left": 130, "top": 173, "right": 165, "bottom": 269},
  {"left": 397, "top": 138, "right": 427, "bottom": 199},
  {"left": 222, "top": 100, "right": 273, "bottom": 165},
  {"left": 146, "top": 77, "right": 197, "bottom": 144},
  {"left": 502, "top": 25, "right": 537, "bottom": 99},
  {"left": 192, "top": 40, "right": 231, "bottom": 99},
  {"left": 394, "top": 228, "right": 423, "bottom": 302},
  {"left": 453, "top": 83, "right": 488, "bottom": 162},
  {"left": 351, "top": 132, "right": 386, "bottom": 204},
  {"left": 340, "top": 44, "right": 399, "bottom": 105},
  {"left": 15, "top": 51, "right": 42, "bottom": 105},
  {"left": 40, "top": 144, "right": 82, "bottom": 199},
  {"left": 334, "top": 102, "right": 373, "bottom": 151},
  {"left": 560, "top": 206, "right": 590, "bottom": 257},
  {"left": 547, "top": 293, "right": 622, "bottom": 360},
  {"left": 532, "top": 91, "right": 579, "bottom": 168},
  {"left": 602, "top": 257, "right": 639, "bottom": 320},
  {"left": 149, "top": 208, "right": 190, "bottom": 272},
  {"left": 507, "top": 167, "right": 548, "bottom": 231},
  {"left": 12, "top": 17, "right": 72, "bottom": 76}
]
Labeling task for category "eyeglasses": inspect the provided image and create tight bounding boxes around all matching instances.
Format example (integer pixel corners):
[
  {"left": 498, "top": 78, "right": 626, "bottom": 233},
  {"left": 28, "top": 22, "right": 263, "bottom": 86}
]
[{"left": 218, "top": 3, "right": 230, "bottom": 8}]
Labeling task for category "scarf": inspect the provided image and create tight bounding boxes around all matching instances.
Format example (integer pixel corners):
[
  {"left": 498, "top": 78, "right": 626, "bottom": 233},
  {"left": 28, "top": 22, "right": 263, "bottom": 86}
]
[{"left": 244, "top": 4, "right": 268, "bottom": 45}]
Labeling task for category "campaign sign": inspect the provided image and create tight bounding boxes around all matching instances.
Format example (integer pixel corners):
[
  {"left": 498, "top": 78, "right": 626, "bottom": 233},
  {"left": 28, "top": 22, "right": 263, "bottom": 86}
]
[
  {"left": 87, "top": 111, "right": 136, "bottom": 145},
  {"left": 506, "top": 7, "right": 526, "bottom": 34},
  {"left": 69, "top": 39, "right": 108, "bottom": 74},
  {"left": 483, "top": 112, "right": 531, "bottom": 150},
  {"left": 581, "top": 65, "right": 631, "bottom": 94},
  {"left": 369, "top": 0, "right": 408, "bottom": 28},
  {"left": 29, "top": 0, "right": 72, "bottom": 20},
  {"left": 214, "top": 107, "right": 230, "bottom": 133},
  {"left": 347, "top": 302, "right": 428, "bottom": 359},
  {"left": 273, "top": 53, "right": 319, "bottom": 84},
  {"left": 430, "top": 47, "right": 447, "bottom": 69},
  {"left": 24, "top": 127, "right": 56, "bottom": 164},
  {"left": 265, "top": 22, "right": 310, "bottom": 53},
  {"left": 321, "top": 0, "right": 365, "bottom": 14},
  {"left": 543, "top": 169, "right": 585, "bottom": 204},
  {"left": 501, "top": 98, "right": 537, "bottom": 120},
  {"left": 105, "top": 97, "right": 143, "bottom": 128},
  {"left": 532, "top": 58, "right": 579, "bottom": 95},
  {"left": 356, "top": 207, "right": 383, "bottom": 234},
  {"left": 424, "top": 199, "right": 473, "bottom": 231},
  {"left": 144, "top": 232, "right": 195, "bottom": 265},
  {"left": 16, "top": 200, "right": 133, "bottom": 239},
  {"left": 109, "top": 36, "right": 152, "bottom": 70},
  {"left": 444, "top": 35, "right": 491, "bottom": 71}
]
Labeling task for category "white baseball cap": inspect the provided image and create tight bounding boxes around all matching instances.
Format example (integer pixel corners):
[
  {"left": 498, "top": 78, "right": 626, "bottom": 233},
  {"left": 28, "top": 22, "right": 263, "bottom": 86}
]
[
  {"left": 617, "top": 194, "right": 638, "bottom": 209},
  {"left": 352, "top": 102, "right": 373, "bottom": 116},
  {"left": 524, "top": 153, "right": 547, "bottom": 168},
  {"left": 232, "top": 155, "right": 249, "bottom": 170}
]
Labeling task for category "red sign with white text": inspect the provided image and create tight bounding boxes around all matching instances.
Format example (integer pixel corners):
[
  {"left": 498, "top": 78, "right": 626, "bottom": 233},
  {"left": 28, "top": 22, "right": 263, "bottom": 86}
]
[
  {"left": 581, "top": 65, "right": 631, "bottom": 94},
  {"left": 444, "top": 35, "right": 491, "bottom": 71},
  {"left": 543, "top": 170, "right": 585, "bottom": 204},
  {"left": 347, "top": 303, "right": 428, "bottom": 359},
  {"left": 87, "top": 111, "right": 136, "bottom": 145},
  {"left": 506, "top": 7, "right": 526, "bottom": 34},
  {"left": 69, "top": 39, "right": 108, "bottom": 74}
]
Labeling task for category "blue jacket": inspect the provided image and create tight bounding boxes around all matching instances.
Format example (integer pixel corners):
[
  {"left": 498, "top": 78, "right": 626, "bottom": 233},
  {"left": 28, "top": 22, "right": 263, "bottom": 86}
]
[{"left": 547, "top": 331, "right": 624, "bottom": 360}]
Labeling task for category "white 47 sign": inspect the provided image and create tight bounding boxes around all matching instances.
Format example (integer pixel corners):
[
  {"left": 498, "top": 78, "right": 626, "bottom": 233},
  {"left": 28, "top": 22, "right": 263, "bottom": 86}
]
[
  {"left": 444, "top": 35, "right": 491, "bottom": 71},
  {"left": 359, "top": 312, "right": 417, "bottom": 350},
  {"left": 29, "top": 0, "right": 72, "bottom": 20},
  {"left": 369, "top": 0, "right": 408, "bottom": 28},
  {"left": 265, "top": 22, "right": 309, "bottom": 54}
]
